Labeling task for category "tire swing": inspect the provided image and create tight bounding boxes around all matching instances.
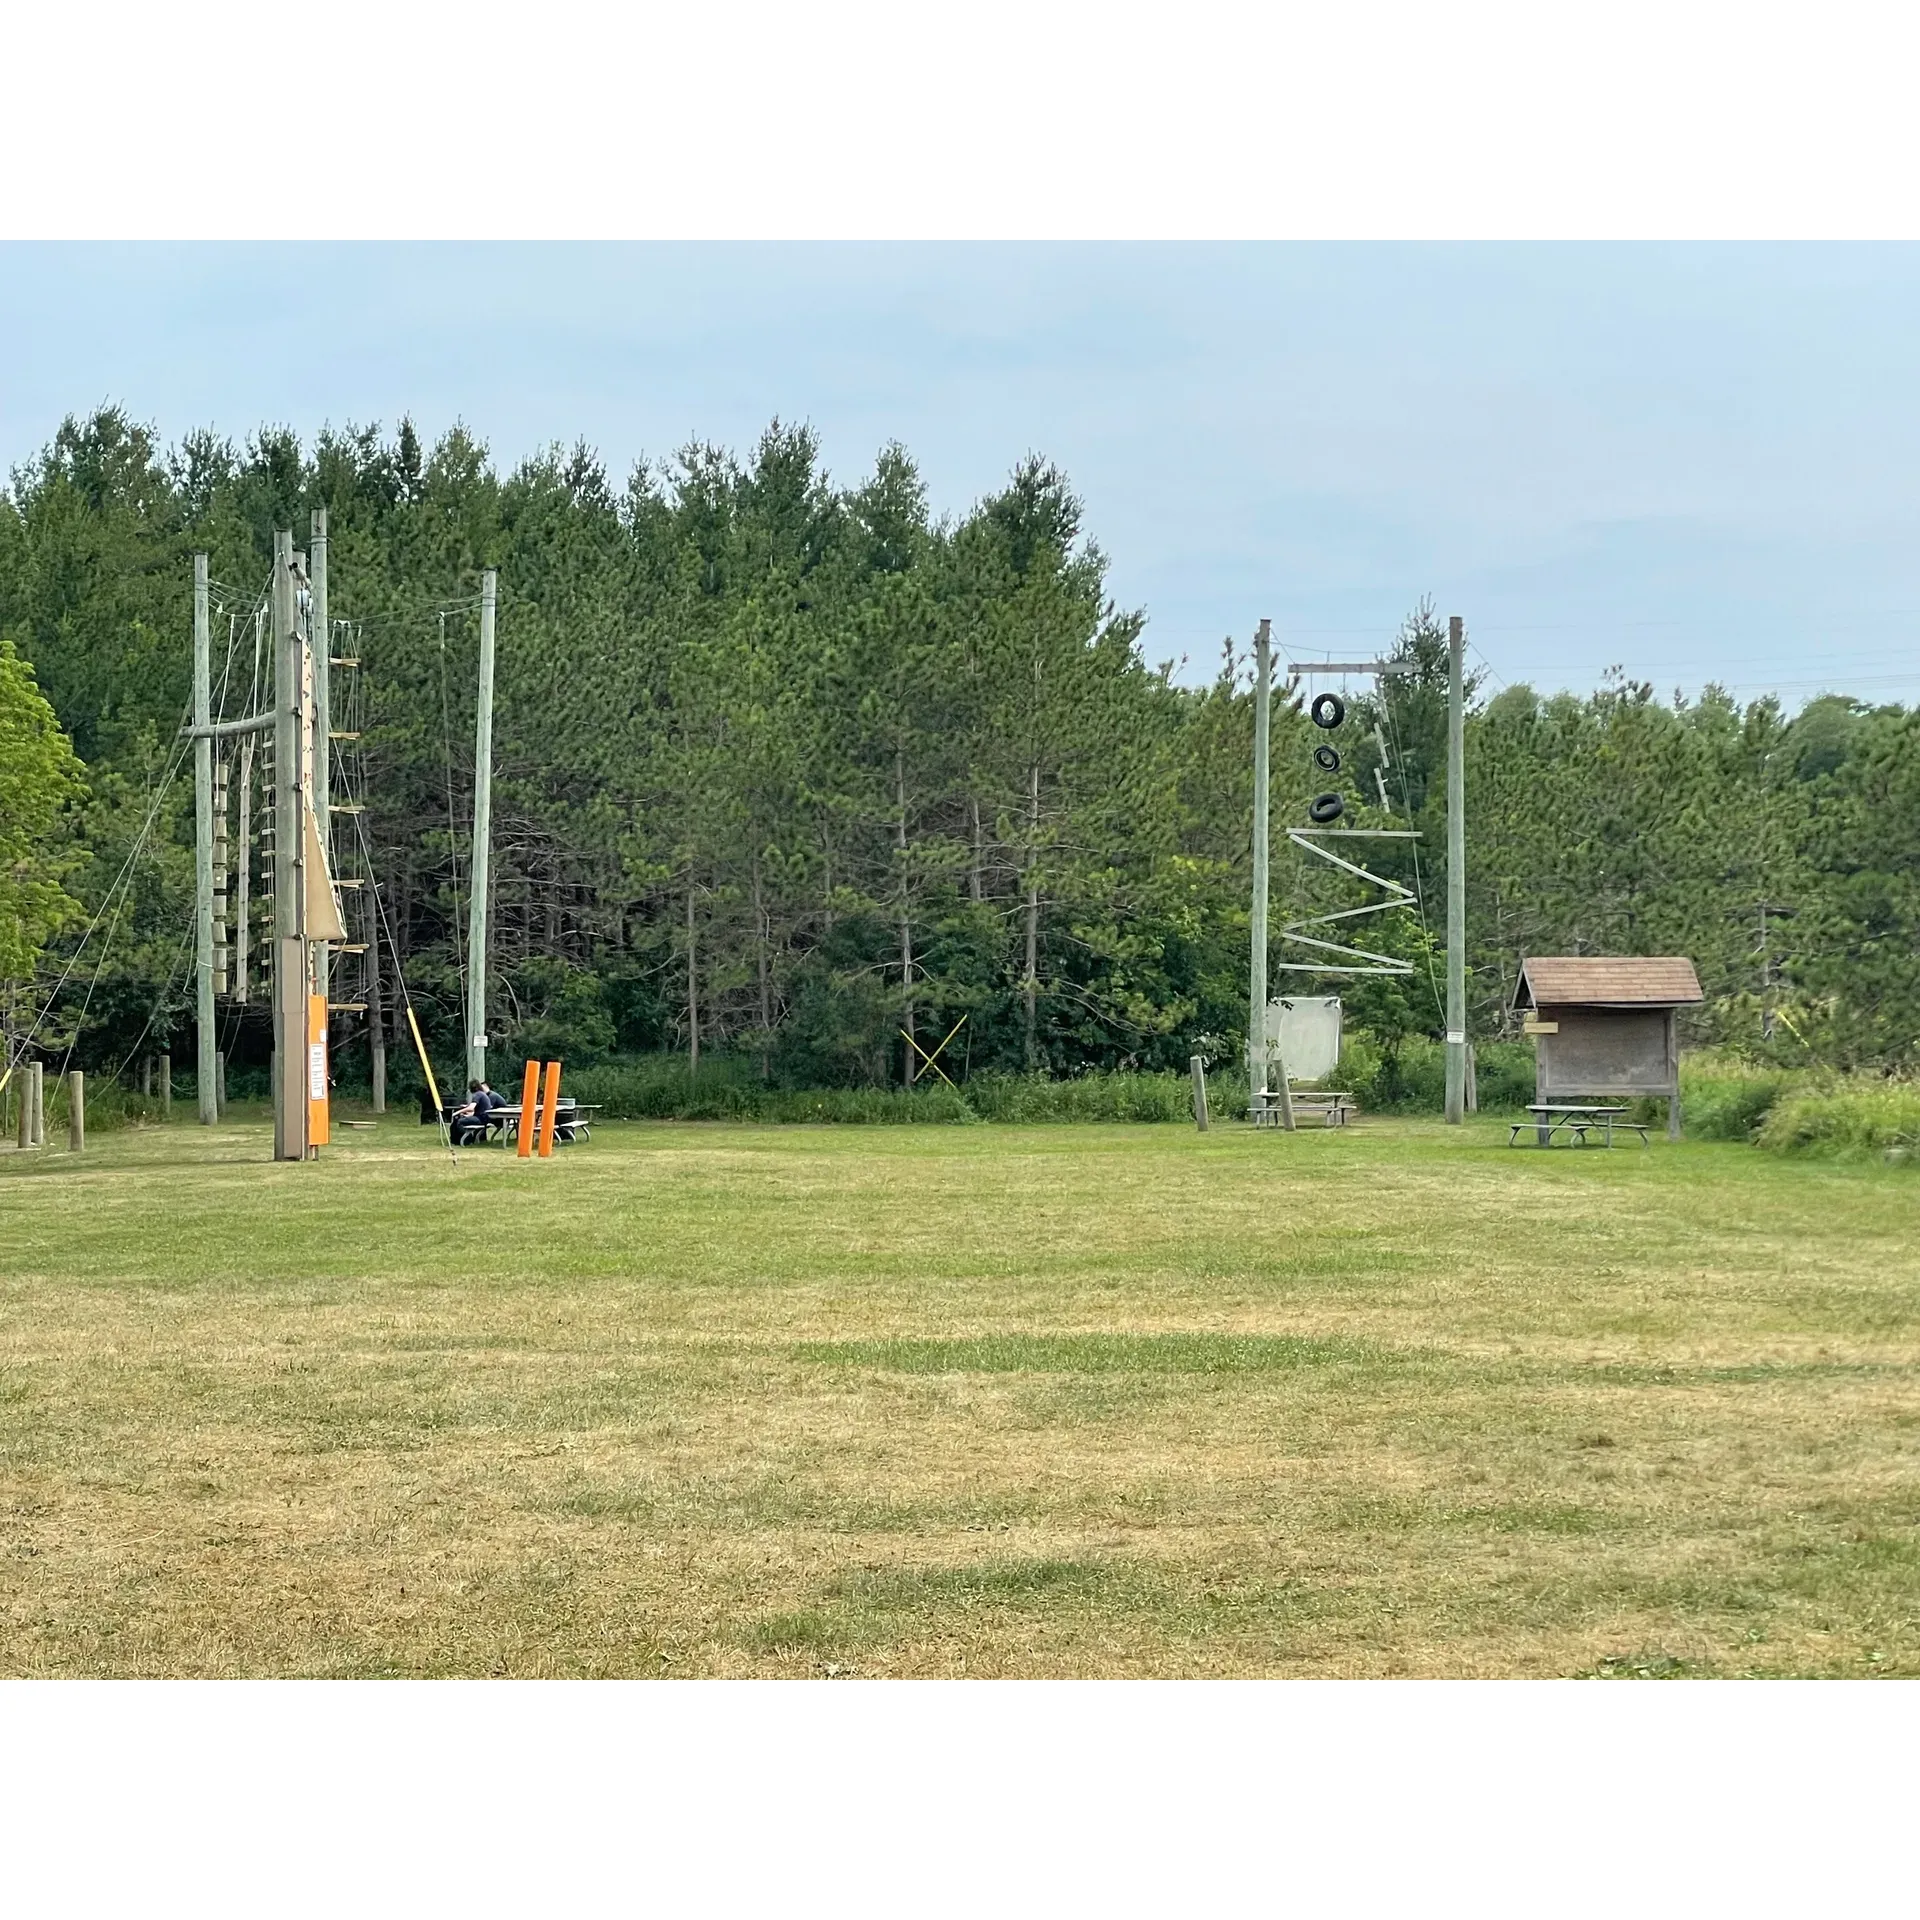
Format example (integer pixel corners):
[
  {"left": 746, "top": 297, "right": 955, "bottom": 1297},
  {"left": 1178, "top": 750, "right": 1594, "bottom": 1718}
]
[
  {"left": 1309, "top": 691, "right": 1345, "bottom": 730},
  {"left": 1308, "top": 791, "right": 1345, "bottom": 824},
  {"left": 1313, "top": 743, "right": 1341, "bottom": 772}
]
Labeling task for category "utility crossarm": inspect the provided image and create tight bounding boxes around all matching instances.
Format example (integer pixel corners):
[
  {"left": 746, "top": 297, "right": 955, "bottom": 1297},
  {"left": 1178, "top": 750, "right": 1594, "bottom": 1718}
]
[
  {"left": 1285, "top": 661, "right": 1389, "bottom": 674},
  {"left": 183, "top": 711, "right": 274, "bottom": 741}
]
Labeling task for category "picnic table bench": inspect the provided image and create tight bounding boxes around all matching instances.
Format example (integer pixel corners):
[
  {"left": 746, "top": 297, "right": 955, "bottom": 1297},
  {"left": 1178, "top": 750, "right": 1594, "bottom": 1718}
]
[
  {"left": 1248, "top": 1091, "right": 1356, "bottom": 1128},
  {"left": 1508, "top": 1103, "right": 1650, "bottom": 1148}
]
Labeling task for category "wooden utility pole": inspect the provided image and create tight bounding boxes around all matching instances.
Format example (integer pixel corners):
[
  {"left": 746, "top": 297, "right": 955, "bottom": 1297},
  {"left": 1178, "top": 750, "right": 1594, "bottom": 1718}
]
[
  {"left": 310, "top": 509, "right": 331, "bottom": 1008},
  {"left": 1444, "top": 613, "right": 1467, "bottom": 1125},
  {"left": 1249, "top": 618, "right": 1271, "bottom": 1117},
  {"left": 272, "top": 532, "right": 309, "bottom": 1162},
  {"left": 235, "top": 607, "right": 261, "bottom": 1003},
  {"left": 466, "top": 569, "right": 497, "bottom": 1087},
  {"left": 1248, "top": 619, "right": 1293, "bottom": 1129},
  {"left": 193, "top": 554, "right": 218, "bottom": 1124}
]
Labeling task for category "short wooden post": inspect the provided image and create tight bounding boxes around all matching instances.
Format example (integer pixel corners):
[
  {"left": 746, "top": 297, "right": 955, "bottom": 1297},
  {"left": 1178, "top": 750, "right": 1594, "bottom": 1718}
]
[
  {"left": 141, "top": 1057, "right": 153, "bottom": 1097},
  {"left": 537, "top": 1059, "right": 561, "bottom": 1158},
  {"left": 159, "top": 1052, "right": 172, "bottom": 1121},
  {"left": 14, "top": 1067, "right": 28, "bottom": 1149},
  {"left": 1666, "top": 1010, "right": 1682, "bottom": 1140},
  {"left": 1465, "top": 1042, "right": 1478, "bottom": 1114},
  {"left": 30, "top": 1061, "right": 45, "bottom": 1146},
  {"left": 1190, "top": 1055, "right": 1210, "bottom": 1132},
  {"left": 215, "top": 1050, "right": 227, "bottom": 1118},
  {"left": 517, "top": 1058, "right": 540, "bottom": 1159},
  {"left": 68, "top": 1070, "right": 85, "bottom": 1151}
]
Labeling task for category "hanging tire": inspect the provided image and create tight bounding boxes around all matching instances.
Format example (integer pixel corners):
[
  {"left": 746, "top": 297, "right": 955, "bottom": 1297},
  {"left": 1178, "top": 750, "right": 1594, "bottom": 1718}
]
[
  {"left": 1308, "top": 791, "right": 1345, "bottom": 824},
  {"left": 1313, "top": 743, "right": 1342, "bottom": 772},
  {"left": 1310, "top": 692, "right": 1345, "bottom": 729}
]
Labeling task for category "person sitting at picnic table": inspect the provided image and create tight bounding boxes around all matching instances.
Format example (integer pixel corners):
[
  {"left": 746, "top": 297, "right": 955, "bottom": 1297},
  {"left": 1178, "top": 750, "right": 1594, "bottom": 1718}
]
[{"left": 450, "top": 1078, "right": 505, "bottom": 1145}]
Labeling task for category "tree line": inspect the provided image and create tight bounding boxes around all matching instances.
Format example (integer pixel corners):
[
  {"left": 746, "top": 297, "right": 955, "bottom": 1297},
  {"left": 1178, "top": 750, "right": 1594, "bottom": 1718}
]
[{"left": 2, "top": 407, "right": 1914, "bottom": 1094}]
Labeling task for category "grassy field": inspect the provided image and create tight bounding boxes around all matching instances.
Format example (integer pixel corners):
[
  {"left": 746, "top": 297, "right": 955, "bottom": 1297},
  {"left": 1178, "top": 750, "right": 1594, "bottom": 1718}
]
[{"left": 2, "top": 1110, "right": 1916, "bottom": 1678}]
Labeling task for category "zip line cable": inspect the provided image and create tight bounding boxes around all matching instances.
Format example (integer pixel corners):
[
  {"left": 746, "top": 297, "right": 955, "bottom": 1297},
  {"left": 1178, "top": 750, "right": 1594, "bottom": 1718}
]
[
  {"left": 39, "top": 725, "right": 196, "bottom": 1083},
  {"left": 6, "top": 563, "right": 270, "bottom": 1090},
  {"left": 333, "top": 741, "right": 459, "bottom": 1163}
]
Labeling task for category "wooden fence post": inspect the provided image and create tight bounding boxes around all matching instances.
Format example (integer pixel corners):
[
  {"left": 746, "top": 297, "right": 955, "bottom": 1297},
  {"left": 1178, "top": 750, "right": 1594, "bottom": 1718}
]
[
  {"left": 30, "top": 1062, "right": 44, "bottom": 1146},
  {"left": 68, "top": 1070, "right": 84, "bottom": 1151},
  {"left": 159, "top": 1053, "right": 172, "bottom": 1121},
  {"left": 1190, "top": 1055, "right": 1210, "bottom": 1132}
]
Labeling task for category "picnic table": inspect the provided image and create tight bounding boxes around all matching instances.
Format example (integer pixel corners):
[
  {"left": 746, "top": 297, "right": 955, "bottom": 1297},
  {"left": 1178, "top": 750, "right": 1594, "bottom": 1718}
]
[
  {"left": 499, "top": 1101, "right": 599, "bottom": 1146},
  {"left": 1246, "top": 1091, "right": 1356, "bottom": 1128},
  {"left": 435, "top": 1099, "right": 601, "bottom": 1145},
  {"left": 1509, "top": 1103, "right": 1649, "bottom": 1148}
]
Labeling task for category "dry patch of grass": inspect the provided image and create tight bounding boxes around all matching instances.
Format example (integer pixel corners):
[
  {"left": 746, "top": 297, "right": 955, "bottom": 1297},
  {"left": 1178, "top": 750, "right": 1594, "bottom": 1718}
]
[{"left": 2, "top": 1112, "right": 1917, "bottom": 1676}]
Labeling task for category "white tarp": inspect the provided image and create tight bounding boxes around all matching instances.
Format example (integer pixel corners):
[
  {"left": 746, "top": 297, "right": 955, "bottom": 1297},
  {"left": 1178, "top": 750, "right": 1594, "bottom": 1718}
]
[{"left": 1265, "top": 995, "right": 1342, "bottom": 1083}]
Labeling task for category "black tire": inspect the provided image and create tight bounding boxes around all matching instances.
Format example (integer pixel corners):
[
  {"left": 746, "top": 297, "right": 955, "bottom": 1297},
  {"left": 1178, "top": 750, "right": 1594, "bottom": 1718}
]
[
  {"left": 1313, "top": 743, "right": 1342, "bottom": 772},
  {"left": 1309, "top": 692, "right": 1346, "bottom": 729},
  {"left": 1308, "top": 791, "right": 1345, "bottom": 824}
]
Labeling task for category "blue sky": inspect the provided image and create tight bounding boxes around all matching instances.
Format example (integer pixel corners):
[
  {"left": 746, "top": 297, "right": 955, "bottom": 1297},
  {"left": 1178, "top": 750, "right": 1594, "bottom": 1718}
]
[{"left": 4, "top": 243, "right": 1918, "bottom": 707}]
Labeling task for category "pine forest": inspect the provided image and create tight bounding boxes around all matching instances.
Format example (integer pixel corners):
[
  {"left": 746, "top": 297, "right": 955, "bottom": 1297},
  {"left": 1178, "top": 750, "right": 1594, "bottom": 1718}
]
[{"left": 2, "top": 408, "right": 1916, "bottom": 1105}]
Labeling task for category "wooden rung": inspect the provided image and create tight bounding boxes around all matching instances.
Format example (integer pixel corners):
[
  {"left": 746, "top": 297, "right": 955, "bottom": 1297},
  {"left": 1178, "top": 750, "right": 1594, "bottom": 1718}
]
[
  {"left": 331, "top": 803, "right": 365, "bottom": 814},
  {"left": 330, "top": 656, "right": 361, "bottom": 667},
  {"left": 328, "top": 1002, "right": 368, "bottom": 1013},
  {"left": 329, "top": 730, "right": 361, "bottom": 741},
  {"left": 338, "top": 942, "right": 369, "bottom": 953},
  {"left": 334, "top": 878, "right": 365, "bottom": 889}
]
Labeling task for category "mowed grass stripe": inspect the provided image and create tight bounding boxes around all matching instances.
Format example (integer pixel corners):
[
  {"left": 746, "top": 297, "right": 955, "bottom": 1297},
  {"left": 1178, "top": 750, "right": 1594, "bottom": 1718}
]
[{"left": 792, "top": 1333, "right": 1390, "bottom": 1374}]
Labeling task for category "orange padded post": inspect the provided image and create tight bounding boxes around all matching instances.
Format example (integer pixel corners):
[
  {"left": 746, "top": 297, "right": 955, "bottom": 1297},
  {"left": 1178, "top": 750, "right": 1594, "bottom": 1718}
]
[
  {"left": 517, "top": 1058, "right": 540, "bottom": 1158},
  {"left": 537, "top": 1059, "right": 562, "bottom": 1158}
]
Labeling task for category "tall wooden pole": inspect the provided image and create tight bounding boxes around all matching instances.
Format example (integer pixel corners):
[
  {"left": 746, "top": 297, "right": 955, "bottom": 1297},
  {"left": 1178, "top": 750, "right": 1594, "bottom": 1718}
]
[
  {"left": 466, "top": 569, "right": 497, "bottom": 1087},
  {"left": 193, "top": 553, "right": 218, "bottom": 1124},
  {"left": 272, "top": 532, "right": 309, "bottom": 1162},
  {"left": 1249, "top": 618, "right": 1271, "bottom": 1117},
  {"left": 235, "top": 606, "right": 260, "bottom": 1003},
  {"left": 310, "top": 509, "right": 331, "bottom": 1008},
  {"left": 1444, "top": 613, "right": 1467, "bottom": 1125}
]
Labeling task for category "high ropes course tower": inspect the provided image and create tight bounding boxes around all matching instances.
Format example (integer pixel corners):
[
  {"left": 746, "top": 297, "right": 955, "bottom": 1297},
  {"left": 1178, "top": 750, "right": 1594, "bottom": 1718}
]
[
  {"left": 185, "top": 515, "right": 498, "bottom": 1161},
  {"left": 1245, "top": 613, "right": 1469, "bottom": 1129}
]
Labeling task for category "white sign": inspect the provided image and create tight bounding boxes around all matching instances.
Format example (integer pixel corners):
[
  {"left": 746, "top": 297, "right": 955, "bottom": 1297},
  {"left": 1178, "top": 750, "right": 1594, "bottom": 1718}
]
[{"left": 308, "top": 1043, "right": 327, "bottom": 1100}]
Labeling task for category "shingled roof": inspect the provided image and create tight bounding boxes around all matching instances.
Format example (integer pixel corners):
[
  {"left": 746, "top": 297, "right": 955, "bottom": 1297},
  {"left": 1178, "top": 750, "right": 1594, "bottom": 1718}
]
[{"left": 1513, "top": 956, "right": 1704, "bottom": 1009}]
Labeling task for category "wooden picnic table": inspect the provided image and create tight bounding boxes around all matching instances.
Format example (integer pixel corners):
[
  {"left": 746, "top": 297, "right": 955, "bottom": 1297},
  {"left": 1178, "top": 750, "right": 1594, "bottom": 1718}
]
[{"left": 1509, "top": 1103, "right": 1649, "bottom": 1148}]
